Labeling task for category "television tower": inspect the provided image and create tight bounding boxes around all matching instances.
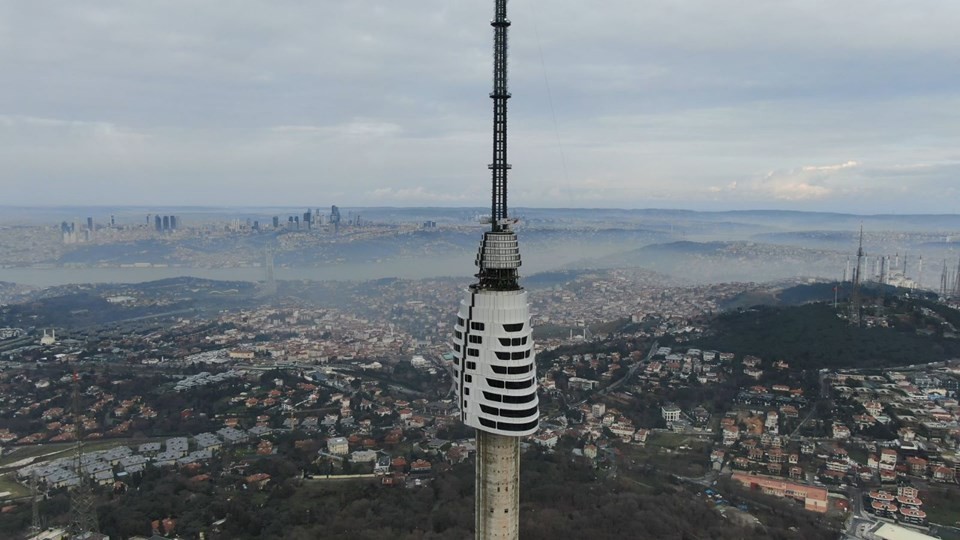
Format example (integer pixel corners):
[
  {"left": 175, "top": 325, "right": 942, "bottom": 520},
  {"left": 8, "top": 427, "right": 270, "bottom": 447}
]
[
  {"left": 451, "top": 1, "right": 538, "bottom": 538},
  {"left": 849, "top": 226, "right": 864, "bottom": 326}
]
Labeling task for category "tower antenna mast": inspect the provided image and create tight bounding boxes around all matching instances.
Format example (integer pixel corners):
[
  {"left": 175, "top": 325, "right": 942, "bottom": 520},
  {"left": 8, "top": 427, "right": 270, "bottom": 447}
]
[{"left": 489, "top": 0, "right": 511, "bottom": 232}]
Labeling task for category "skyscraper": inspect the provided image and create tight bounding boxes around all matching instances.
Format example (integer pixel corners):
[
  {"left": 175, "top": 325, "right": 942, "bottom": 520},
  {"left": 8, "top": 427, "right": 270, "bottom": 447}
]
[
  {"left": 451, "top": 2, "right": 538, "bottom": 538},
  {"left": 330, "top": 205, "right": 341, "bottom": 234}
]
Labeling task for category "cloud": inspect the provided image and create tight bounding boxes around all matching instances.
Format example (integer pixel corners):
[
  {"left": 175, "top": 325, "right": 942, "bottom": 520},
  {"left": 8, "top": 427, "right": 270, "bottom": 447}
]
[
  {"left": 368, "top": 186, "right": 471, "bottom": 203},
  {"left": 801, "top": 161, "right": 859, "bottom": 172},
  {"left": 768, "top": 181, "right": 833, "bottom": 201},
  {"left": 754, "top": 161, "right": 861, "bottom": 201},
  {"left": 2, "top": 2, "right": 960, "bottom": 211},
  {"left": 0, "top": 115, "right": 146, "bottom": 143},
  {"left": 708, "top": 181, "right": 738, "bottom": 194},
  {"left": 270, "top": 120, "right": 402, "bottom": 139}
]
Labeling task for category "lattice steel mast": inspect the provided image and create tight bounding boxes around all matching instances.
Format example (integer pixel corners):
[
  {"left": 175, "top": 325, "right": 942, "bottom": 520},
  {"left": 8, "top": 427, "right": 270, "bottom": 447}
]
[
  {"left": 489, "top": 0, "right": 511, "bottom": 233},
  {"left": 29, "top": 471, "right": 41, "bottom": 536},
  {"left": 69, "top": 373, "right": 98, "bottom": 538}
]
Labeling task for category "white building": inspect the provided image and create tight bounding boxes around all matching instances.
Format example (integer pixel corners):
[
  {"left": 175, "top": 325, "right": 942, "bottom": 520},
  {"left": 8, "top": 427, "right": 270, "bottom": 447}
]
[
  {"left": 327, "top": 437, "right": 349, "bottom": 456},
  {"left": 661, "top": 404, "right": 682, "bottom": 423}
]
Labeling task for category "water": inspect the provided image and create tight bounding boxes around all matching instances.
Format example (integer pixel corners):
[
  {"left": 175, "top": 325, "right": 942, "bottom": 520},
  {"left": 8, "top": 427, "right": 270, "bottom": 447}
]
[
  {"left": 0, "top": 243, "right": 623, "bottom": 288},
  {"left": 0, "top": 258, "right": 465, "bottom": 287}
]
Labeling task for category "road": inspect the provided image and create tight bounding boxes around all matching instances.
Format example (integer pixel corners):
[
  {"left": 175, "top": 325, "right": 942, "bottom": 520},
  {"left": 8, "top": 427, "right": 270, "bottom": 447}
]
[
  {"left": 842, "top": 486, "right": 878, "bottom": 539},
  {"left": 601, "top": 340, "right": 659, "bottom": 396},
  {"left": 677, "top": 470, "right": 720, "bottom": 488},
  {"left": 566, "top": 340, "right": 658, "bottom": 409},
  {"left": 428, "top": 352, "right": 457, "bottom": 397},
  {"left": 789, "top": 370, "right": 829, "bottom": 440}
]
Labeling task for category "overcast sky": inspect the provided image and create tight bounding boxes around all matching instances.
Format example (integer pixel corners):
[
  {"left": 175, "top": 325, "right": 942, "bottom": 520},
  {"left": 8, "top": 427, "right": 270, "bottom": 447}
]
[{"left": 2, "top": 1, "right": 959, "bottom": 213}]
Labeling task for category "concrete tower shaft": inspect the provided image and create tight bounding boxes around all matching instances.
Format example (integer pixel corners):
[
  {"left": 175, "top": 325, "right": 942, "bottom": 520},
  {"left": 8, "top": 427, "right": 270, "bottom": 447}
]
[{"left": 476, "top": 431, "right": 521, "bottom": 539}]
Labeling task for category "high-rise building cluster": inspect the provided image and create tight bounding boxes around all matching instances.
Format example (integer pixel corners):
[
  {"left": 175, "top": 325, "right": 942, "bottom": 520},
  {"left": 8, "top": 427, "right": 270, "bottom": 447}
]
[
  {"left": 151, "top": 214, "right": 179, "bottom": 233},
  {"left": 269, "top": 206, "right": 354, "bottom": 232},
  {"left": 60, "top": 217, "right": 100, "bottom": 244}
]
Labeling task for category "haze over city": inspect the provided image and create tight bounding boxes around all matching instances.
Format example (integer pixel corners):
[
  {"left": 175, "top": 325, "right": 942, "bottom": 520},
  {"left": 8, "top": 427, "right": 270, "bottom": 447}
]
[
  {"left": 2, "top": 2, "right": 960, "bottom": 540},
  {"left": 3, "top": 1, "right": 960, "bottom": 212}
]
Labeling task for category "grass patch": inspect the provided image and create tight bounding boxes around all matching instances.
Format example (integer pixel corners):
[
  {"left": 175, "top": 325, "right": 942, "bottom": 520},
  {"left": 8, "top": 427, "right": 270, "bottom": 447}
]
[
  {"left": 533, "top": 324, "right": 576, "bottom": 340},
  {"left": 618, "top": 443, "right": 710, "bottom": 477},
  {"left": 647, "top": 432, "right": 689, "bottom": 449},
  {"left": 0, "top": 438, "right": 164, "bottom": 469},
  {"left": 846, "top": 446, "right": 868, "bottom": 466},
  {"left": 924, "top": 487, "right": 960, "bottom": 527},
  {"left": 0, "top": 444, "right": 76, "bottom": 469},
  {"left": 932, "top": 527, "right": 960, "bottom": 540},
  {"left": 0, "top": 473, "right": 30, "bottom": 499}
]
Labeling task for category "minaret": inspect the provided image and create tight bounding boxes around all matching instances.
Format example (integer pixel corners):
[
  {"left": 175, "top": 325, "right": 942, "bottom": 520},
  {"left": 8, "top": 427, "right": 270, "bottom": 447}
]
[{"left": 451, "top": 2, "right": 538, "bottom": 538}]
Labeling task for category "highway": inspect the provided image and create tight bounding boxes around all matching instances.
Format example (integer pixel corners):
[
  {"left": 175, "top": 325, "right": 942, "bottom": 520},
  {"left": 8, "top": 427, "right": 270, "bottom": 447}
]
[{"left": 604, "top": 340, "right": 659, "bottom": 394}]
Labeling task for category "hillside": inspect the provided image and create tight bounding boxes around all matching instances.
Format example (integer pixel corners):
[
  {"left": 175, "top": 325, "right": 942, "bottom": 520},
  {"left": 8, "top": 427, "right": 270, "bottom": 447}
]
[
  {"left": 589, "top": 241, "right": 846, "bottom": 283},
  {"left": 719, "top": 282, "right": 936, "bottom": 311},
  {"left": 697, "top": 301, "right": 960, "bottom": 371}
]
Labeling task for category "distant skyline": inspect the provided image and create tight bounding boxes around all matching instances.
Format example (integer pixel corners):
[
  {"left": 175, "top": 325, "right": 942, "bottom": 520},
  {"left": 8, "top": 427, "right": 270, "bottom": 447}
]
[{"left": 3, "top": 1, "right": 960, "bottom": 212}]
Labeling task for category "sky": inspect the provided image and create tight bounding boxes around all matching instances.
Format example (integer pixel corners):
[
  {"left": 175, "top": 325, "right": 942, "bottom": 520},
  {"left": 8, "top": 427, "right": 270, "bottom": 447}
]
[{"left": 2, "top": 1, "right": 960, "bottom": 213}]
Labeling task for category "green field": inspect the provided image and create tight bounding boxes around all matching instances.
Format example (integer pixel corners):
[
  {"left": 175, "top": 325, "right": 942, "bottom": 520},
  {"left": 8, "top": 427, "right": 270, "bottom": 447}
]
[
  {"left": 620, "top": 436, "right": 712, "bottom": 477},
  {"left": 846, "top": 446, "right": 868, "bottom": 466},
  {"left": 0, "top": 438, "right": 163, "bottom": 470},
  {"left": 0, "top": 444, "right": 76, "bottom": 469},
  {"left": 647, "top": 431, "right": 711, "bottom": 451},
  {"left": 924, "top": 487, "right": 960, "bottom": 527},
  {"left": 0, "top": 472, "right": 31, "bottom": 500},
  {"left": 647, "top": 432, "right": 688, "bottom": 449}
]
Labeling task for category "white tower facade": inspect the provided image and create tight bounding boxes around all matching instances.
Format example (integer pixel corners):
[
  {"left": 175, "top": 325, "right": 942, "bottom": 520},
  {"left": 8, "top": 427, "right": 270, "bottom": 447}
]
[{"left": 453, "top": 289, "right": 539, "bottom": 435}]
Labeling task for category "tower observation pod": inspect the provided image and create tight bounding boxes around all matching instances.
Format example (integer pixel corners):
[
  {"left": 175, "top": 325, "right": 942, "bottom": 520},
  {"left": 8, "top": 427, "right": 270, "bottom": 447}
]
[{"left": 451, "top": 1, "right": 538, "bottom": 538}]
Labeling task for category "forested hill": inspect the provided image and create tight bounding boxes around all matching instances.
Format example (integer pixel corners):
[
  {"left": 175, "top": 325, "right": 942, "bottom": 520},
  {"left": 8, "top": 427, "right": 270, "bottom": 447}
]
[
  {"left": 697, "top": 301, "right": 960, "bottom": 371},
  {"left": 720, "top": 282, "right": 937, "bottom": 311}
]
